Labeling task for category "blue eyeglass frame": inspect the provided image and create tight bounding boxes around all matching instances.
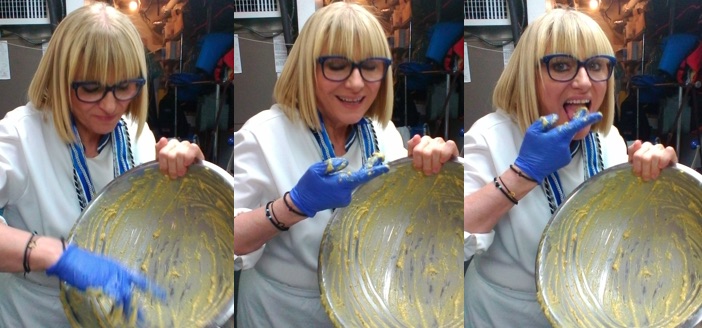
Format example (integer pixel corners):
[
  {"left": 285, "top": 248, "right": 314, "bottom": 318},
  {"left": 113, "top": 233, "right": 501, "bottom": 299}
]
[
  {"left": 540, "top": 54, "right": 617, "bottom": 82},
  {"left": 317, "top": 56, "right": 392, "bottom": 82},
  {"left": 71, "top": 78, "right": 146, "bottom": 103}
]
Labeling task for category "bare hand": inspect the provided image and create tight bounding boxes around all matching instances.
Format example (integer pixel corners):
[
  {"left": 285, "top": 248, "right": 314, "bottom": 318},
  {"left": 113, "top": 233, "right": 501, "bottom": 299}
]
[
  {"left": 407, "top": 134, "right": 459, "bottom": 175},
  {"left": 155, "top": 137, "right": 204, "bottom": 179},
  {"left": 627, "top": 140, "right": 677, "bottom": 181}
]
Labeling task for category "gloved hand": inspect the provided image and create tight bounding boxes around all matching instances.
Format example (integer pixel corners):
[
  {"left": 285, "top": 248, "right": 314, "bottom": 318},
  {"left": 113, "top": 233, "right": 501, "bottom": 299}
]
[
  {"left": 46, "top": 245, "right": 165, "bottom": 320},
  {"left": 290, "top": 155, "right": 389, "bottom": 217},
  {"left": 514, "top": 108, "right": 602, "bottom": 182}
]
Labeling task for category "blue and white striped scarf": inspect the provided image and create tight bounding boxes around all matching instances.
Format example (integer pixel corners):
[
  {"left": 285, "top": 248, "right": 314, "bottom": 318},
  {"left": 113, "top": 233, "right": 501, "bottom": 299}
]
[
  {"left": 69, "top": 117, "right": 134, "bottom": 211},
  {"left": 542, "top": 132, "right": 603, "bottom": 214},
  {"left": 311, "top": 113, "right": 378, "bottom": 164}
]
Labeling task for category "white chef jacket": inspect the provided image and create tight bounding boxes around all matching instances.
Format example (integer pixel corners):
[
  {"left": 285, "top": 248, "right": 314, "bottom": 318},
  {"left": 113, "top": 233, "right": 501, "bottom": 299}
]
[
  {"left": 463, "top": 110, "right": 628, "bottom": 327},
  {"left": 0, "top": 103, "right": 156, "bottom": 328},
  {"left": 234, "top": 104, "right": 406, "bottom": 327}
]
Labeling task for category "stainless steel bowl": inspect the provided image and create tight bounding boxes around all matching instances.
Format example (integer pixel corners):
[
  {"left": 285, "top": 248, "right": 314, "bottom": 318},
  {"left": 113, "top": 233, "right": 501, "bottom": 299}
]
[
  {"left": 60, "top": 161, "right": 234, "bottom": 328},
  {"left": 318, "top": 157, "right": 464, "bottom": 328},
  {"left": 537, "top": 163, "right": 702, "bottom": 328}
]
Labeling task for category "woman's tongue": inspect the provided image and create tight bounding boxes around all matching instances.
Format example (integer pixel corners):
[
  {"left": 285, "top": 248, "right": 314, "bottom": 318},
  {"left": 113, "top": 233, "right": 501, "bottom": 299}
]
[{"left": 564, "top": 103, "right": 588, "bottom": 120}]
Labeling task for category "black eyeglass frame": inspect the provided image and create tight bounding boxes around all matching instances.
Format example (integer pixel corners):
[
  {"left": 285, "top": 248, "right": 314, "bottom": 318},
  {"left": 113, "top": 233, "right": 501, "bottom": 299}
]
[
  {"left": 317, "top": 56, "right": 392, "bottom": 82},
  {"left": 540, "top": 54, "right": 616, "bottom": 82},
  {"left": 71, "top": 78, "right": 146, "bottom": 103}
]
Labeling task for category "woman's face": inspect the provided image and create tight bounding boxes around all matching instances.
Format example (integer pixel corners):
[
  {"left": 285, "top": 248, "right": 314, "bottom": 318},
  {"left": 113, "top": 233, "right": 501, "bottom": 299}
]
[
  {"left": 536, "top": 54, "right": 609, "bottom": 140},
  {"left": 69, "top": 80, "right": 132, "bottom": 140},
  {"left": 314, "top": 56, "right": 383, "bottom": 128}
]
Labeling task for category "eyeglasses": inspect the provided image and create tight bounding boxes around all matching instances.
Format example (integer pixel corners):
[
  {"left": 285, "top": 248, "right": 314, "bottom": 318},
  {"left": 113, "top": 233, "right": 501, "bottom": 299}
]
[
  {"left": 540, "top": 54, "right": 616, "bottom": 82},
  {"left": 71, "top": 78, "right": 146, "bottom": 103},
  {"left": 317, "top": 56, "right": 392, "bottom": 82}
]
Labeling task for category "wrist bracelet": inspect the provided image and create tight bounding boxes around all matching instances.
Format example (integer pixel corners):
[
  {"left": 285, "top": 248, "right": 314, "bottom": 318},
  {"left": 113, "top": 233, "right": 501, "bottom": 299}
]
[
  {"left": 265, "top": 200, "right": 289, "bottom": 231},
  {"left": 283, "top": 191, "right": 306, "bottom": 217},
  {"left": 498, "top": 176, "right": 516, "bottom": 199},
  {"left": 494, "top": 177, "right": 518, "bottom": 205},
  {"left": 23, "top": 231, "right": 38, "bottom": 277},
  {"left": 510, "top": 164, "right": 538, "bottom": 183}
]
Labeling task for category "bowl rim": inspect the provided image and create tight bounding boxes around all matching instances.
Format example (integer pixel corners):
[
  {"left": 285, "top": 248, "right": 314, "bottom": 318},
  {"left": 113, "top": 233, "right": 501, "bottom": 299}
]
[{"left": 535, "top": 162, "right": 702, "bottom": 327}]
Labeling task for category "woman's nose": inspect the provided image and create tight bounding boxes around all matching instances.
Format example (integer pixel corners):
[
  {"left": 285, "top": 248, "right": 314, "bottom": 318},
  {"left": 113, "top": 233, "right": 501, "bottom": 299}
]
[
  {"left": 98, "top": 92, "right": 119, "bottom": 113},
  {"left": 344, "top": 68, "right": 365, "bottom": 89},
  {"left": 571, "top": 67, "right": 592, "bottom": 88}
]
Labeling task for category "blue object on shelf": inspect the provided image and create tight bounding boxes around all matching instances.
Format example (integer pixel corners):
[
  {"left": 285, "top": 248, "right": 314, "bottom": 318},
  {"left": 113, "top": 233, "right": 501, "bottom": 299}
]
[
  {"left": 168, "top": 72, "right": 206, "bottom": 102},
  {"left": 196, "top": 33, "right": 234, "bottom": 77},
  {"left": 658, "top": 34, "right": 699, "bottom": 79},
  {"left": 397, "top": 62, "right": 438, "bottom": 91},
  {"left": 425, "top": 22, "right": 463, "bottom": 66},
  {"left": 630, "top": 74, "right": 665, "bottom": 104}
]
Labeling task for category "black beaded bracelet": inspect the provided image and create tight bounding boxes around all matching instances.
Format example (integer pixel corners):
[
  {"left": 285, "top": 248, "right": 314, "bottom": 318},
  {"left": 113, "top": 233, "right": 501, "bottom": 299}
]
[
  {"left": 494, "top": 177, "right": 518, "bottom": 205},
  {"left": 510, "top": 164, "right": 537, "bottom": 183},
  {"left": 265, "top": 200, "right": 289, "bottom": 231},
  {"left": 23, "top": 231, "right": 38, "bottom": 277},
  {"left": 283, "top": 191, "right": 306, "bottom": 217}
]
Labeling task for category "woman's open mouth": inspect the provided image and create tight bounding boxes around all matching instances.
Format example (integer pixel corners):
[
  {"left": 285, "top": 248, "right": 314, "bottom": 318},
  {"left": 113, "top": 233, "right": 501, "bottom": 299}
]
[{"left": 563, "top": 99, "right": 591, "bottom": 120}]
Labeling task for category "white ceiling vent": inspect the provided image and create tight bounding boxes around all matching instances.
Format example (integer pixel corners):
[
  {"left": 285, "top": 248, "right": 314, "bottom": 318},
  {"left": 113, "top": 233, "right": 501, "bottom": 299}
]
[
  {"left": 234, "top": 0, "right": 280, "bottom": 19},
  {"left": 464, "top": 0, "right": 511, "bottom": 26},
  {"left": 0, "top": 0, "right": 50, "bottom": 25}
]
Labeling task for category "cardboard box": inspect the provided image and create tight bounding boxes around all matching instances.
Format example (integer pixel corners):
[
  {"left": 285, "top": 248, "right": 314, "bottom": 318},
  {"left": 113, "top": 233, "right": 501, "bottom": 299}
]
[
  {"left": 625, "top": 3, "right": 645, "bottom": 41},
  {"left": 633, "top": 10, "right": 646, "bottom": 38},
  {"left": 392, "top": 5, "right": 403, "bottom": 28},
  {"left": 401, "top": 1, "right": 411, "bottom": 23}
]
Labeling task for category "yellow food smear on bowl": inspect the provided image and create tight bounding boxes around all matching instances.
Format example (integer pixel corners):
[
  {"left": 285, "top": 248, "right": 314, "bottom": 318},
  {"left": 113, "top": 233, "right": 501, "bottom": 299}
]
[
  {"left": 319, "top": 159, "right": 464, "bottom": 328},
  {"left": 537, "top": 166, "right": 702, "bottom": 328},
  {"left": 60, "top": 165, "right": 234, "bottom": 328}
]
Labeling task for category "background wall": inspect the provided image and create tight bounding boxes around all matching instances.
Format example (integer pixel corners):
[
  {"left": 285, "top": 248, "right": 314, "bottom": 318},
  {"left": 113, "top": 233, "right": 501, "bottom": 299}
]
[
  {"left": 463, "top": 38, "right": 504, "bottom": 131},
  {"left": 0, "top": 36, "right": 44, "bottom": 118},
  {"left": 232, "top": 23, "right": 280, "bottom": 131},
  {"left": 462, "top": 24, "right": 514, "bottom": 132}
]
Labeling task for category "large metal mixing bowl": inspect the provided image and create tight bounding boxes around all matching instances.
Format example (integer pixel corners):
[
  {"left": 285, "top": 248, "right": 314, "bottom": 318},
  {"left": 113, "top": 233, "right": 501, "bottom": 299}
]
[
  {"left": 318, "top": 157, "right": 464, "bottom": 328},
  {"left": 59, "top": 161, "right": 234, "bottom": 328},
  {"left": 537, "top": 163, "right": 702, "bottom": 328}
]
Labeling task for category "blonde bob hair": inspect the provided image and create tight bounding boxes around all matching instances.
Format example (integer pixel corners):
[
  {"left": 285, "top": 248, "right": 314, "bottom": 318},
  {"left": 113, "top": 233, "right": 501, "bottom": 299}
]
[
  {"left": 492, "top": 8, "right": 616, "bottom": 135},
  {"left": 28, "top": 2, "right": 148, "bottom": 143},
  {"left": 273, "top": 2, "right": 393, "bottom": 131}
]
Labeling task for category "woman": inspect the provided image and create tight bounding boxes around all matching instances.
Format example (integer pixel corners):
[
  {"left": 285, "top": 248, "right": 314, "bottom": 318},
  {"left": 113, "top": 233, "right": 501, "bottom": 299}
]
[
  {"left": 233, "top": 2, "right": 459, "bottom": 326},
  {"left": 463, "top": 7, "right": 677, "bottom": 326},
  {"left": 0, "top": 3, "right": 204, "bottom": 327}
]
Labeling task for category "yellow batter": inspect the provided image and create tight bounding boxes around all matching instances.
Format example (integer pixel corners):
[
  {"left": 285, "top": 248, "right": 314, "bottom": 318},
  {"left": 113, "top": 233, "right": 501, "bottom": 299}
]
[{"left": 60, "top": 165, "right": 234, "bottom": 328}]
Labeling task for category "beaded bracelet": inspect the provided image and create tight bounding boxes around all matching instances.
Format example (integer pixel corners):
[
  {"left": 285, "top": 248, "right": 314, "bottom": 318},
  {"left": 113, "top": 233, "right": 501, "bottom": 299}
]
[
  {"left": 494, "top": 177, "right": 518, "bottom": 205},
  {"left": 283, "top": 191, "right": 306, "bottom": 217},
  {"left": 509, "top": 164, "right": 537, "bottom": 183},
  {"left": 498, "top": 176, "right": 516, "bottom": 199},
  {"left": 265, "top": 200, "right": 289, "bottom": 231},
  {"left": 23, "top": 231, "right": 38, "bottom": 277}
]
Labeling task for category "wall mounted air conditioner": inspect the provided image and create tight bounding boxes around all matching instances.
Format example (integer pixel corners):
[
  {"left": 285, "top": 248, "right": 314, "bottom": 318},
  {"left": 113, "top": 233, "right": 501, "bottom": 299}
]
[
  {"left": 0, "top": 0, "right": 83, "bottom": 26},
  {"left": 0, "top": 0, "right": 50, "bottom": 25},
  {"left": 234, "top": 0, "right": 281, "bottom": 19},
  {"left": 464, "top": 0, "right": 510, "bottom": 26}
]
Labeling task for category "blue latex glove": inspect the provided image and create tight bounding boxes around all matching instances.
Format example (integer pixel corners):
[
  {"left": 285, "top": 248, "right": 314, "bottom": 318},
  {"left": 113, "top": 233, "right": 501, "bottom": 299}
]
[
  {"left": 46, "top": 245, "right": 165, "bottom": 320},
  {"left": 514, "top": 108, "right": 603, "bottom": 182},
  {"left": 290, "top": 155, "right": 389, "bottom": 217}
]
